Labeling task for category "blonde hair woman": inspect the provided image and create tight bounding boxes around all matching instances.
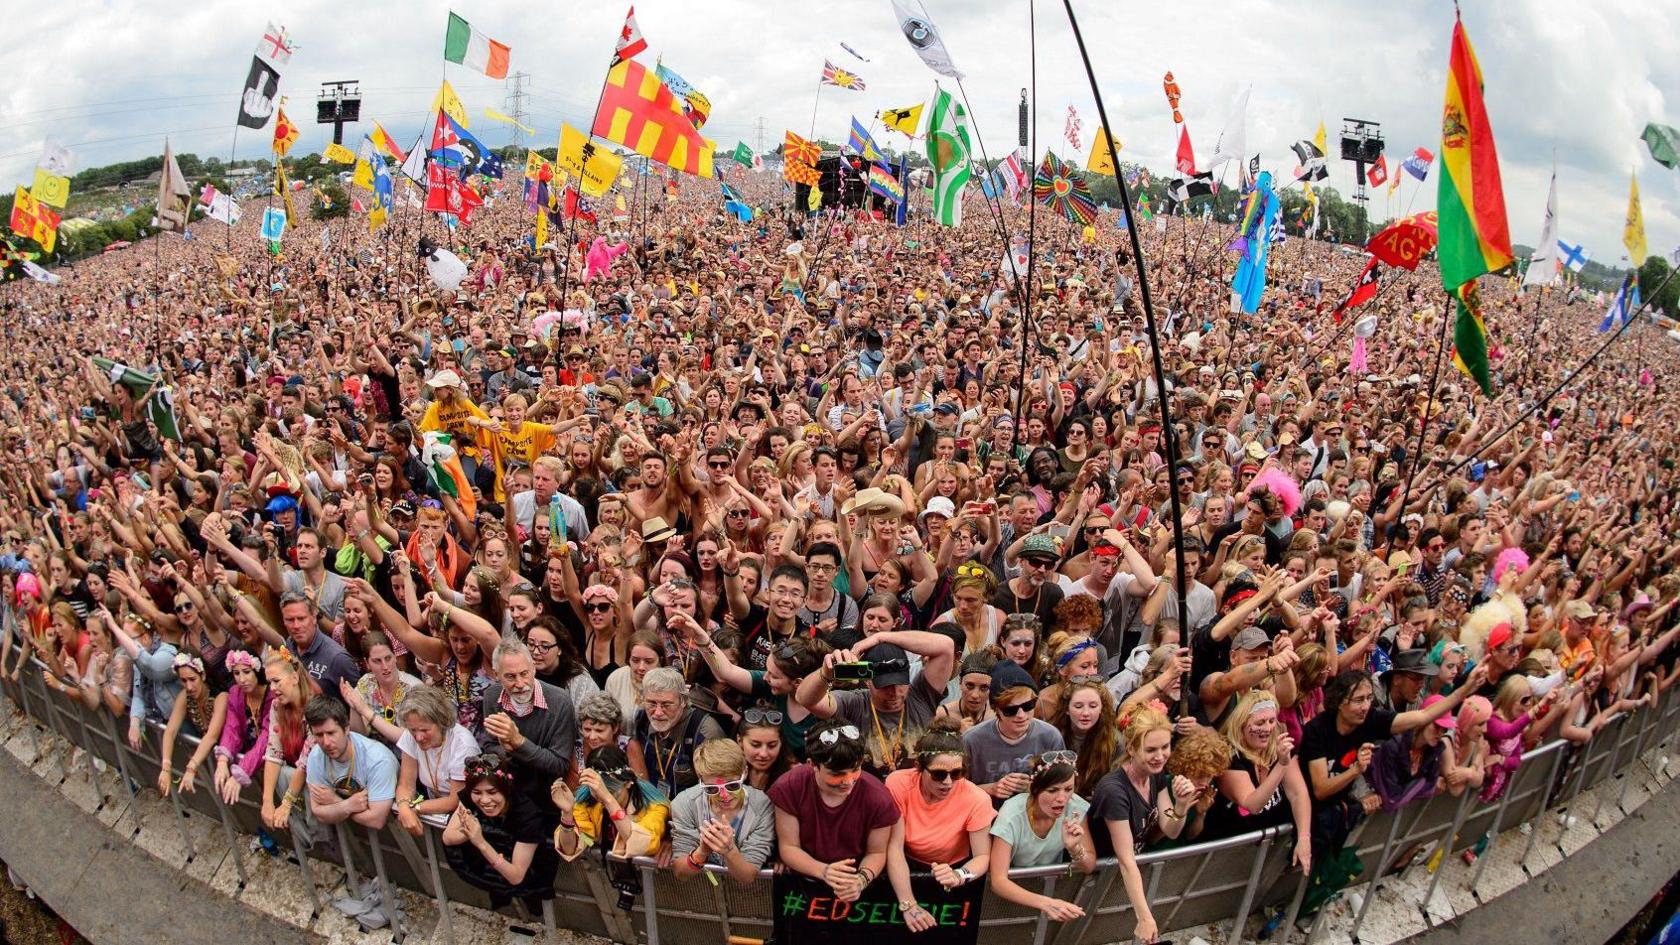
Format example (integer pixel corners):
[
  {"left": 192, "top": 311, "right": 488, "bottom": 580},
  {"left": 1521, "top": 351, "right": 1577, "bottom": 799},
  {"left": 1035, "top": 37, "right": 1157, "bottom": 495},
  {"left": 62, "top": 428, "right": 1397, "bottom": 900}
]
[
  {"left": 1089, "top": 706, "right": 1200, "bottom": 944},
  {"left": 1208, "top": 692, "right": 1312, "bottom": 872}
]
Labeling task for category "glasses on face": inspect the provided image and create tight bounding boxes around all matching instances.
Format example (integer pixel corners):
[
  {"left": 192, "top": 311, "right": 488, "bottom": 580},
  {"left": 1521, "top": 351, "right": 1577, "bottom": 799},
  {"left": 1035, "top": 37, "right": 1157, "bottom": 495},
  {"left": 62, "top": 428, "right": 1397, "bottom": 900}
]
[
  {"left": 528, "top": 640, "right": 558, "bottom": 654},
  {"left": 743, "top": 707, "right": 784, "bottom": 726},
  {"left": 769, "top": 586, "right": 805, "bottom": 600},
  {"left": 727, "top": 509, "right": 750, "bottom": 518},
  {"left": 816, "top": 724, "right": 862, "bottom": 746},
  {"left": 708, "top": 460, "right": 732, "bottom": 470},
  {"left": 806, "top": 562, "right": 838, "bottom": 574},
  {"left": 175, "top": 601, "right": 195, "bottom": 612},
  {"left": 585, "top": 602, "right": 614, "bottom": 613},
  {"left": 702, "top": 773, "right": 747, "bottom": 795},
  {"left": 924, "top": 766, "right": 963, "bottom": 782},
  {"left": 1084, "top": 525, "right": 1106, "bottom": 535},
  {"left": 998, "top": 700, "right": 1036, "bottom": 718}
]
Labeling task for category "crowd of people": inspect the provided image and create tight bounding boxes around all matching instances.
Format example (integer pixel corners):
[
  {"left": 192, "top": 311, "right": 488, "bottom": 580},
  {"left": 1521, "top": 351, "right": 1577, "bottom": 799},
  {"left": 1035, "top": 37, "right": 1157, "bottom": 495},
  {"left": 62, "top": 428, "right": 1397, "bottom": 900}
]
[{"left": 0, "top": 159, "right": 1676, "bottom": 942}]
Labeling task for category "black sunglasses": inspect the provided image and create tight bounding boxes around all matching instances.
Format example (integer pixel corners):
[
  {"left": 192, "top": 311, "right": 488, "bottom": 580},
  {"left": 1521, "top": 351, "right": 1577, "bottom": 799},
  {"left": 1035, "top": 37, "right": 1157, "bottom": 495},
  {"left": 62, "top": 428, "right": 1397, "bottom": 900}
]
[
  {"left": 997, "top": 700, "right": 1035, "bottom": 717},
  {"left": 585, "top": 602, "right": 614, "bottom": 613},
  {"left": 923, "top": 767, "right": 963, "bottom": 782}
]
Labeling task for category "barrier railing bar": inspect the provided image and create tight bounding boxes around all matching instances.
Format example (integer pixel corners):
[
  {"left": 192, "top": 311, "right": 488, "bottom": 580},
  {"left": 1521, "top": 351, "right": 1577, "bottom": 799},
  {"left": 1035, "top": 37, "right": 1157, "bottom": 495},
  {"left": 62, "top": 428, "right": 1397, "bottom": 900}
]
[
  {"left": 420, "top": 825, "right": 458, "bottom": 944},
  {"left": 363, "top": 824, "right": 407, "bottom": 942},
  {"left": 1515, "top": 744, "right": 1566, "bottom": 878},
  {"left": 0, "top": 616, "right": 1672, "bottom": 945},
  {"left": 1419, "top": 787, "right": 1475, "bottom": 926},
  {"left": 1348, "top": 803, "right": 1410, "bottom": 941},
  {"left": 1227, "top": 833, "right": 1272, "bottom": 945}
]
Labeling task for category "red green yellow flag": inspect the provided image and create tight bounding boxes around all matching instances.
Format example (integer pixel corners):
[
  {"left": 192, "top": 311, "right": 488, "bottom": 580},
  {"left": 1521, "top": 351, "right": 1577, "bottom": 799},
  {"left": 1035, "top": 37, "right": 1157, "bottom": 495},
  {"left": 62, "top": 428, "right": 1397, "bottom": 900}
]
[
  {"left": 1451, "top": 281, "right": 1493, "bottom": 396},
  {"left": 1436, "top": 15, "right": 1512, "bottom": 292}
]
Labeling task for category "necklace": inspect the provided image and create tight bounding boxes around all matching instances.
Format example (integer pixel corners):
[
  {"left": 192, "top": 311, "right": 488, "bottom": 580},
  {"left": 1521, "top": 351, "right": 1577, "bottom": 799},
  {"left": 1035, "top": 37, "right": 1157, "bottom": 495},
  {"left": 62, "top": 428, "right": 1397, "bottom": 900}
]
[{"left": 869, "top": 700, "right": 907, "bottom": 768}]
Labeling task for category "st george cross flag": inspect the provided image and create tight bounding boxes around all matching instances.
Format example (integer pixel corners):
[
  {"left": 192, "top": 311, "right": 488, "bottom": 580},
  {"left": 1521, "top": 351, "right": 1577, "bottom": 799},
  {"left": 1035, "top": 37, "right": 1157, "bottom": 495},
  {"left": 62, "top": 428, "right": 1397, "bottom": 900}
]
[
  {"left": 614, "top": 6, "right": 648, "bottom": 64},
  {"left": 822, "top": 60, "right": 867, "bottom": 91},
  {"left": 237, "top": 56, "right": 280, "bottom": 129},
  {"left": 256, "top": 22, "right": 295, "bottom": 67},
  {"left": 444, "top": 13, "right": 510, "bottom": 78}
]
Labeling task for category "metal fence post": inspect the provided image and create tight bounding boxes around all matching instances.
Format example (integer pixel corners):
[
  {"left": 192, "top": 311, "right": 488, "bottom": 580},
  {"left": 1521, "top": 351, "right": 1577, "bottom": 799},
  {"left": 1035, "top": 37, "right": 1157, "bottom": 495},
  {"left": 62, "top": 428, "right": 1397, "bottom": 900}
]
[
  {"left": 1517, "top": 746, "right": 1566, "bottom": 874},
  {"left": 1348, "top": 811, "right": 1407, "bottom": 942},
  {"left": 1467, "top": 769, "right": 1522, "bottom": 895},
  {"left": 364, "top": 826, "right": 407, "bottom": 942},
  {"left": 1420, "top": 788, "right": 1476, "bottom": 925},
  {"left": 640, "top": 863, "right": 661, "bottom": 945},
  {"left": 1226, "top": 832, "right": 1273, "bottom": 945},
  {"left": 96, "top": 711, "right": 138, "bottom": 803},
  {"left": 420, "top": 827, "right": 457, "bottom": 945}
]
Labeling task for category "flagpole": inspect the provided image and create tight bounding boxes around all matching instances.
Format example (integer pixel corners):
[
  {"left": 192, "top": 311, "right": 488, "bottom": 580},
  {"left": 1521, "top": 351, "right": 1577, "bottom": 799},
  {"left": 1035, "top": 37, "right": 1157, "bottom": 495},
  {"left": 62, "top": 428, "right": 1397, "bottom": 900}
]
[
  {"left": 227, "top": 125, "right": 240, "bottom": 250},
  {"left": 1397, "top": 290, "right": 1454, "bottom": 516},
  {"left": 809, "top": 77, "right": 824, "bottom": 139},
  {"left": 1060, "top": 0, "right": 1191, "bottom": 711},
  {"left": 558, "top": 34, "right": 630, "bottom": 327},
  {"left": 1013, "top": 3, "right": 1039, "bottom": 433}
]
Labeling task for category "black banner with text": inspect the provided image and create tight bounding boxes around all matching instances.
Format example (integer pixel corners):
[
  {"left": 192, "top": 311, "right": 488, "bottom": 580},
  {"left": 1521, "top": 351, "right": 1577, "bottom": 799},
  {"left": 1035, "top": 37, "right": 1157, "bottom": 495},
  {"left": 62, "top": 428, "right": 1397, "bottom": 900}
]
[{"left": 771, "top": 871, "right": 985, "bottom": 945}]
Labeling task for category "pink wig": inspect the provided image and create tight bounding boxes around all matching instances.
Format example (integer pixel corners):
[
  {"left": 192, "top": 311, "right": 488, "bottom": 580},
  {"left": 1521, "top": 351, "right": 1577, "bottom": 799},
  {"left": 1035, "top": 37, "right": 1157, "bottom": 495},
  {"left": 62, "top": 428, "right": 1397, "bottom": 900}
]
[
  {"left": 1492, "top": 547, "right": 1530, "bottom": 584},
  {"left": 1456, "top": 695, "right": 1493, "bottom": 746},
  {"left": 1248, "top": 466, "right": 1302, "bottom": 518}
]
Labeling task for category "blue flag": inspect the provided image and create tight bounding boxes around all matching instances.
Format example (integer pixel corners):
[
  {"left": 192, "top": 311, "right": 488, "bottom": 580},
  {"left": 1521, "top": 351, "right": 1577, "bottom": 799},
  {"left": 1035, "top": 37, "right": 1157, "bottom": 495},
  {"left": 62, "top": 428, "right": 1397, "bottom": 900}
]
[
  {"left": 848, "top": 117, "right": 882, "bottom": 160},
  {"left": 1599, "top": 273, "right": 1640, "bottom": 333},
  {"left": 432, "top": 111, "right": 497, "bottom": 179},
  {"left": 1230, "top": 171, "right": 1278, "bottom": 314}
]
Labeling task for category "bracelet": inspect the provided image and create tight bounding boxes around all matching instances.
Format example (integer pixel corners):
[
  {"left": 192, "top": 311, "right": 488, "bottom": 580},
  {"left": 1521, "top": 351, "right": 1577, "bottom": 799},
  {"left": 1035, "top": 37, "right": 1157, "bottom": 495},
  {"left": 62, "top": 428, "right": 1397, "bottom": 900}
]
[
  {"left": 558, "top": 819, "right": 577, "bottom": 831},
  {"left": 687, "top": 850, "right": 707, "bottom": 869},
  {"left": 610, "top": 808, "right": 627, "bottom": 822},
  {"left": 721, "top": 568, "right": 740, "bottom": 577},
  {"left": 1162, "top": 806, "right": 1184, "bottom": 822},
  {"left": 857, "top": 866, "right": 875, "bottom": 885}
]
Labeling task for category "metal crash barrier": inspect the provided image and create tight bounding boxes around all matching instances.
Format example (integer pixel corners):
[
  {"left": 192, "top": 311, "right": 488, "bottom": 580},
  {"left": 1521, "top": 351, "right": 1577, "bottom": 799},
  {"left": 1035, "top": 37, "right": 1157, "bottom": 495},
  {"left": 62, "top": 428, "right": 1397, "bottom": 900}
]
[{"left": 1, "top": 607, "right": 1675, "bottom": 945}]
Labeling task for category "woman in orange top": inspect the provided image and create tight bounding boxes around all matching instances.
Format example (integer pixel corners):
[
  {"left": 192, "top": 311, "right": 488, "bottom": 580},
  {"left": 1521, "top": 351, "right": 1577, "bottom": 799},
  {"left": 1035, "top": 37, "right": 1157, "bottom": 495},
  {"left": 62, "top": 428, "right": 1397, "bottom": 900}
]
[{"left": 884, "top": 720, "right": 997, "bottom": 932}]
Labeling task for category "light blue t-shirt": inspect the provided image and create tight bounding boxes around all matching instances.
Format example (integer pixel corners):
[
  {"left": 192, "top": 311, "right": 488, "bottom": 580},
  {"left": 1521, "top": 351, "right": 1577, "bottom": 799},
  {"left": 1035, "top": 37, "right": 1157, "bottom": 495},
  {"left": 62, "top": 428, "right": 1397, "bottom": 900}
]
[
  {"left": 990, "top": 790, "right": 1092, "bottom": 868},
  {"left": 305, "top": 731, "right": 398, "bottom": 802}
]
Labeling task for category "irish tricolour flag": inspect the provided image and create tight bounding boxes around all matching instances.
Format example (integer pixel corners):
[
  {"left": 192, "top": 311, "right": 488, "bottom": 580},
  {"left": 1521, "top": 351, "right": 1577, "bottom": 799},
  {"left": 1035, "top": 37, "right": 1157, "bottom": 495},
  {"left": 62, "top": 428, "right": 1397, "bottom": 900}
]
[{"left": 444, "top": 13, "right": 509, "bottom": 79}]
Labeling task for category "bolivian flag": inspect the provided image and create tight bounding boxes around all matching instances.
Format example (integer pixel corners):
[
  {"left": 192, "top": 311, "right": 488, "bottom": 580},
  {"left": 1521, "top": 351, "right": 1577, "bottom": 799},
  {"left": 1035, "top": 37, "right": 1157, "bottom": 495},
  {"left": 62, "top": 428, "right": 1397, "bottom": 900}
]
[{"left": 1436, "top": 14, "right": 1511, "bottom": 292}]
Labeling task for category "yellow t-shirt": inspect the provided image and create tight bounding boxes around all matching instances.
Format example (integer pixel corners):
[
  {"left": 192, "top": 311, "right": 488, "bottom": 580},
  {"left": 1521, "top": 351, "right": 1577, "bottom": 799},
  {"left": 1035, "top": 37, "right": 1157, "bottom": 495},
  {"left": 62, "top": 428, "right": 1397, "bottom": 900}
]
[
  {"left": 486, "top": 420, "right": 556, "bottom": 501},
  {"left": 418, "top": 397, "right": 489, "bottom": 445}
]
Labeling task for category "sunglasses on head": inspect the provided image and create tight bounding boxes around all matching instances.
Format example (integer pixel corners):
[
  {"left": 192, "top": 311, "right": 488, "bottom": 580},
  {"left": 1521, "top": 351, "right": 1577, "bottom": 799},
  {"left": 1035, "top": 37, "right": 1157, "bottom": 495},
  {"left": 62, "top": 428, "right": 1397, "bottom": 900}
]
[
  {"left": 1035, "top": 749, "right": 1078, "bottom": 770},
  {"left": 816, "top": 724, "right": 861, "bottom": 746},
  {"left": 743, "top": 707, "right": 784, "bottom": 726}
]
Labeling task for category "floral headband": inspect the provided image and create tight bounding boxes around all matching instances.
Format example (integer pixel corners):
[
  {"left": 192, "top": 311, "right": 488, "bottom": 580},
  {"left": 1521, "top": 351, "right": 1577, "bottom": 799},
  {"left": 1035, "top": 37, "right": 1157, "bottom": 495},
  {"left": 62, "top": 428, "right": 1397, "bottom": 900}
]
[
  {"left": 172, "top": 652, "right": 206, "bottom": 676},
  {"left": 464, "top": 754, "right": 514, "bottom": 785},
  {"left": 581, "top": 584, "right": 620, "bottom": 605},
  {"left": 224, "top": 650, "right": 261, "bottom": 673}
]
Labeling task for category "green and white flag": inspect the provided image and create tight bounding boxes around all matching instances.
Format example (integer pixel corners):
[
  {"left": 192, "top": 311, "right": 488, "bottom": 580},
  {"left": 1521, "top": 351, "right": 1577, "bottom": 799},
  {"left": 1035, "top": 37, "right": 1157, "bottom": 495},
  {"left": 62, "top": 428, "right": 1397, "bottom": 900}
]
[
  {"left": 91, "top": 356, "right": 181, "bottom": 441},
  {"left": 925, "top": 89, "right": 971, "bottom": 227}
]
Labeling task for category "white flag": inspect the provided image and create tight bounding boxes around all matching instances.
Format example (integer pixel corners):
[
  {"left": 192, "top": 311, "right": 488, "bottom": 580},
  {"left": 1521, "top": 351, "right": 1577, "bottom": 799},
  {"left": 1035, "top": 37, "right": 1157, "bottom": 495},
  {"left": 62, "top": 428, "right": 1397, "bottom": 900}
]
[
  {"left": 20, "top": 260, "right": 61, "bottom": 285},
  {"left": 1523, "top": 167, "right": 1560, "bottom": 288},
  {"left": 399, "top": 132, "right": 428, "bottom": 184},
  {"left": 198, "top": 185, "right": 241, "bottom": 226},
  {"left": 256, "top": 22, "right": 295, "bottom": 67},
  {"left": 38, "top": 140, "right": 73, "bottom": 176},
  {"left": 889, "top": 0, "right": 963, "bottom": 79},
  {"left": 1206, "top": 86, "right": 1249, "bottom": 175}
]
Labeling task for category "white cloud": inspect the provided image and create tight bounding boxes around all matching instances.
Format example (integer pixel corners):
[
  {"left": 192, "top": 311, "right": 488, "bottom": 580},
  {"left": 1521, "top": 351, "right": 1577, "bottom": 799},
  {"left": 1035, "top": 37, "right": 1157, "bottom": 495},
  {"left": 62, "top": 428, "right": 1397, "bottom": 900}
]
[{"left": 2, "top": 0, "right": 1675, "bottom": 261}]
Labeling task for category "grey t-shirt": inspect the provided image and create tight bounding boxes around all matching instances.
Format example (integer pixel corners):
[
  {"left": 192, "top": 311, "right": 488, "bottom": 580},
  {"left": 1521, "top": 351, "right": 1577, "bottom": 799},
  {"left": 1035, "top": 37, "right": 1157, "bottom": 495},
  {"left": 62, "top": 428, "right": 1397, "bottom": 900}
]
[
  {"left": 962, "top": 718, "right": 1065, "bottom": 790},
  {"left": 832, "top": 675, "right": 943, "bottom": 770},
  {"left": 283, "top": 569, "right": 347, "bottom": 622}
]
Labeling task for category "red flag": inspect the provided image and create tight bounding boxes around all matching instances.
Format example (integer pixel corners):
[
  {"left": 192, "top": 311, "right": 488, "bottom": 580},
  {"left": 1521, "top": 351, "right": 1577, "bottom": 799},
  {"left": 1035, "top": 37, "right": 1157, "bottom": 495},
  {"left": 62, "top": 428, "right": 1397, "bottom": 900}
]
[
  {"left": 1332, "top": 258, "right": 1381, "bottom": 323},
  {"left": 424, "top": 163, "right": 483, "bottom": 223},
  {"left": 563, "top": 187, "right": 597, "bottom": 223},
  {"left": 1175, "top": 125, "right": 1197, "bottom": 176},
  {"left": 1366, "top": 155, "right": 1389, "bottom": 187},
  {"left": 614, "top": 6, "right": 648, "bottom": 64}
]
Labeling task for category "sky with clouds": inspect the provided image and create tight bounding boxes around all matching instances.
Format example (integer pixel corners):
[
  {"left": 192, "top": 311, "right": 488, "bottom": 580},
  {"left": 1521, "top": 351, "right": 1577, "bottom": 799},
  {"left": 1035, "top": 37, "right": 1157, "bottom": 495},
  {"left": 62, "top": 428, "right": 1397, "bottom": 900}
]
[{"left": 3, "top": 0, "right": 1677, "bottom": 265}]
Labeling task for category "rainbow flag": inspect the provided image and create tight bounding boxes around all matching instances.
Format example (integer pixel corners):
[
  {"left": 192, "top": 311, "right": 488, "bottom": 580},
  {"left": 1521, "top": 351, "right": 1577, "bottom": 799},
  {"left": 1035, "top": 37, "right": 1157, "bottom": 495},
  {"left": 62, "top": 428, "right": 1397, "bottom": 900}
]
[
  {"left": 868, "top": 163, "right": 903, "bottom": 204},
  {"left": 1436, "top": 14, "right": 1512, "bottom": 292}
]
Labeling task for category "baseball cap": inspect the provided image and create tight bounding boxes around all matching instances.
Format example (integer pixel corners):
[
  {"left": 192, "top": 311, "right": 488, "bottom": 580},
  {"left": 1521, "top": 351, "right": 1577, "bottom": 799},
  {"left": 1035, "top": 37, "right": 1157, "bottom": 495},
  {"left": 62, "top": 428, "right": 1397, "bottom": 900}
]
[
  {"left": 865, "top": 643, "right": 911, "bottom": 688},
  {"left": 1231, "top": 626, "right": 1270, "bottom": 652},
  {"left": 989, "top": 660, "right": 1039, "bottom": 699}
]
